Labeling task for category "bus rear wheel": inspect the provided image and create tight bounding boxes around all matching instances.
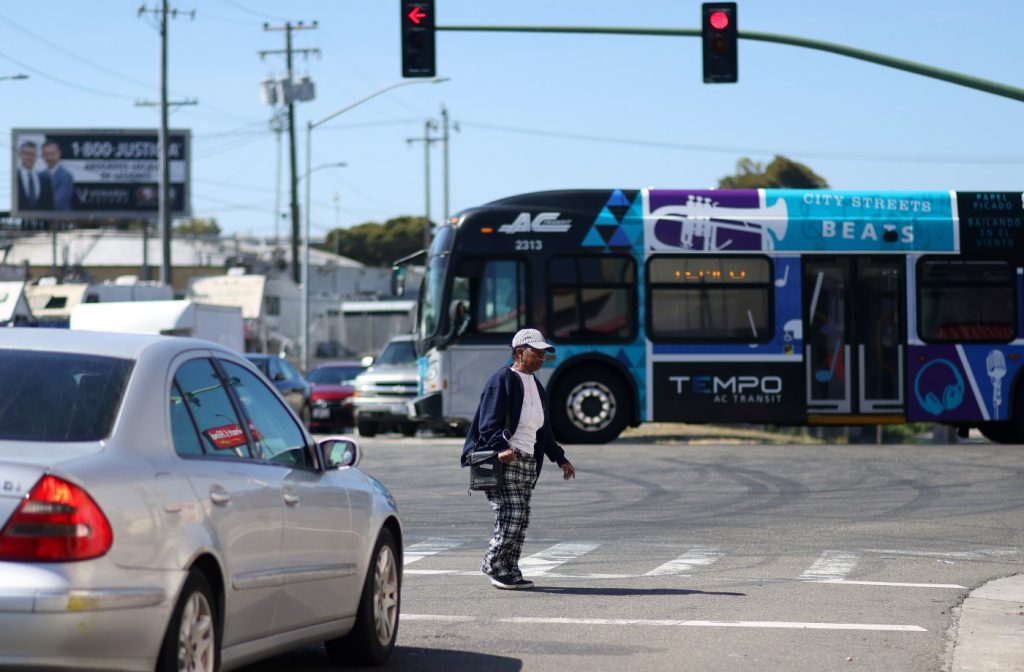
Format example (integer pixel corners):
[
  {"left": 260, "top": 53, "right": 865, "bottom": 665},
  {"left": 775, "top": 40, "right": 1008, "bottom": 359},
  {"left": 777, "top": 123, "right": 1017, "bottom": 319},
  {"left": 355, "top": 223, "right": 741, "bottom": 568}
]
[{"left": 551, "top": 368, "right": 630, "bottom": 444}]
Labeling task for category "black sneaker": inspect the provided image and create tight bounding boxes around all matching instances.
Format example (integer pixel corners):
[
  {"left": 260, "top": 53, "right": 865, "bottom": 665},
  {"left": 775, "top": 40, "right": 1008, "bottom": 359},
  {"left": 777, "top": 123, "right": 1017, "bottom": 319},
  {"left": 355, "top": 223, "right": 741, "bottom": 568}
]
[
  {"left": 514, "top": 578, "right": 534, "bottom": 588},
  {"left": 489, "top": 574, "right": 519, "bottom": 590}
]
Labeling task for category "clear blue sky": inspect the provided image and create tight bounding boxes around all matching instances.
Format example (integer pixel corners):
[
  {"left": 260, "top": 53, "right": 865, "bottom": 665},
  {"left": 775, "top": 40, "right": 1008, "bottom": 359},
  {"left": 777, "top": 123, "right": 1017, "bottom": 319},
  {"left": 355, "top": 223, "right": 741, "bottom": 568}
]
[{"left": 1, "top": 1, "right": 1022, "bottom": 239}]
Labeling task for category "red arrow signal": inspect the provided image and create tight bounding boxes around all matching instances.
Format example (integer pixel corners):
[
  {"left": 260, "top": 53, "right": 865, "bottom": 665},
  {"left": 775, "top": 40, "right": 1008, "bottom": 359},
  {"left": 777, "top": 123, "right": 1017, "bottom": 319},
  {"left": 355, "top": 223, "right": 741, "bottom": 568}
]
[{"left": 407, "top": 6, "right": 426, "bottom": 24}]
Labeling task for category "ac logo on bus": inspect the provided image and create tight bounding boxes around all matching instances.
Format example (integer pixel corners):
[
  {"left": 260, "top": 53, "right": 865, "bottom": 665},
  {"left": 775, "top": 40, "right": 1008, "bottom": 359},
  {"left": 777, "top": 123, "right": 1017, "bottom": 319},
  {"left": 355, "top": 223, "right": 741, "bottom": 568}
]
[{"left": 498, "top": 212, "right": 572, "bottom": 234}]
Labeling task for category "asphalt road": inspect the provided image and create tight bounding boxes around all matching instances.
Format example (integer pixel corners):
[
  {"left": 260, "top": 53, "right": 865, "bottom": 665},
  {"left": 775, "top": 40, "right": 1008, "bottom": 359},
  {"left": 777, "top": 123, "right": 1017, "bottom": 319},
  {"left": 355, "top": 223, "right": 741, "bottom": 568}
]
[{"left": 243, "top": 433, "right": 1024, "bottom": 672}]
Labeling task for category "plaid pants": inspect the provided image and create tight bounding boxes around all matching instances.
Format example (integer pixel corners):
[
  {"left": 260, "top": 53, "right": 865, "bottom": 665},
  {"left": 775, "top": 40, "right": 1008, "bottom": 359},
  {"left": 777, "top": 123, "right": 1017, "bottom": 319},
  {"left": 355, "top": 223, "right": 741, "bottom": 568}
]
[{"left": 482, "top": 450, "right": 536, "bottom": 580}]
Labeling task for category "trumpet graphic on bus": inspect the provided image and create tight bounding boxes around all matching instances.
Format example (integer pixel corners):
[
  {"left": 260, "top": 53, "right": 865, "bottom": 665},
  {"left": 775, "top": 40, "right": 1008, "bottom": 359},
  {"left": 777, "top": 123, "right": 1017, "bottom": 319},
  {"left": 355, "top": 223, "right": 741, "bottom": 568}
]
[{"left": 648, "top": 194, "right": 789, "bottom": 251}]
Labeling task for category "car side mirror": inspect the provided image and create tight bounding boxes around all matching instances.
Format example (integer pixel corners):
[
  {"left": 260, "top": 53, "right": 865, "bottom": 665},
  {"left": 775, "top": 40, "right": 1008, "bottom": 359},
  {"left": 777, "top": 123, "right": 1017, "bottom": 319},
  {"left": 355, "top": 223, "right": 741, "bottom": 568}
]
[
  {"left": 320, "top": 437, "right": 360, "bottom": 469},
  {"left": 360, "top": 355, "right": 375, "bottom": 368},
  {"left": 272, "top": 372, "right": 287, "bottom": 382}
]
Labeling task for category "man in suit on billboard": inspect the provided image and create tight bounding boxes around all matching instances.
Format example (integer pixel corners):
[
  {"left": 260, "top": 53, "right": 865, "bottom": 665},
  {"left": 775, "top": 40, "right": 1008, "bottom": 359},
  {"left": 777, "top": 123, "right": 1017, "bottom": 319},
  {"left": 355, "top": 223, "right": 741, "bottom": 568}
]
[
  {"left": 16, "top": 141, "right": 54, "bottom": 211},
  {"left": 42, "top": 140, "right": 73, "bottom": 211}
]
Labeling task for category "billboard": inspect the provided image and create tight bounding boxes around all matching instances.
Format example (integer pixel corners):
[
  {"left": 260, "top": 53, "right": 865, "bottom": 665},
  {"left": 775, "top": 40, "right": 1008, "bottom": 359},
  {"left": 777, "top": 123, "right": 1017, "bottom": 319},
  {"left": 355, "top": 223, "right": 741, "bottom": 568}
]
[{"left": 11, "top": 128, "right": 191, "bottom": 219}]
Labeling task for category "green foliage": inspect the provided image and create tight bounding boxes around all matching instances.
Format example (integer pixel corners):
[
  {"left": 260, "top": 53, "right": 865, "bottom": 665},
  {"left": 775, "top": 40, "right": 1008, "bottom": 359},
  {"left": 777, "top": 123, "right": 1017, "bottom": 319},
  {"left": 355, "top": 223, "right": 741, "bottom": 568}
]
[
  {"left": 718, "top": 155, "right": 829, "bottom": 189},
  {"left": 324, "top": 216, "right": 429, "bottom": 267},
  {"left": 174, "top": 217, "right": 221, "bottom": 236}
]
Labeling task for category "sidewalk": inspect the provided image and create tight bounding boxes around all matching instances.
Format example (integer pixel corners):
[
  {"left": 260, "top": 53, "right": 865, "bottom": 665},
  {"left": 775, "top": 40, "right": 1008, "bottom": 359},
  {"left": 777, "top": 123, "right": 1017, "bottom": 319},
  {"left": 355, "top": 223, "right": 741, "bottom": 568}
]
[{"left": 951, "top": 574, "right": 1024, "bottom": 671}]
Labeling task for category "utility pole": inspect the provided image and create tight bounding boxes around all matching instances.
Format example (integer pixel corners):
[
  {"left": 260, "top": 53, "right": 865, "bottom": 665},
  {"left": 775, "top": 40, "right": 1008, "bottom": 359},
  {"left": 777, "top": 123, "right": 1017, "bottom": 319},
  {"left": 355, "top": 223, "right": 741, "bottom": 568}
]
[
  {"left": 406, "top": 119, "right": 442, "bottom": 249},
  {"left": 137, "top": 1, "right": 196, "bottom": 287},
  {"left": 270, "top": 109, "right": 287, "bottom": 247},
  {"left": 259, "top": 21, "right": 318, "bottom": 285},
  {"left": 439, "top": 105, "right": 459, "bottom": 224}
]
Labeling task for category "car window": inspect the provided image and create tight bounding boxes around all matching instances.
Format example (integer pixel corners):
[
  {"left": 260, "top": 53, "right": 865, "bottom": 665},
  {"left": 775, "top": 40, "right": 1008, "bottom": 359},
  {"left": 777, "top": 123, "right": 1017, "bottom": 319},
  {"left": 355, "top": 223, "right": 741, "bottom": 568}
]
[
  {"left": 173, "top": 358, "right": 252, "bottom": 459},
  {"left": 279, "top": 359, "right": 300, "bottom": 380},
  {"left": 377, "top": 340, "right": 416, "bottom": 365},
  {"left": 308, "top": 366, "right": 364, "bottom": 385},
  {"left": 170, "top": 381, "right": 205, "bottom": 457},
  {"left": 246, "top": 356, "right": 271, "bottom": 377},
  {"left": 0, "top": 350, "right": 132, "bottom": 442},
  {"left": 220, "top": 361, "right": 310, "bottom": 468}
]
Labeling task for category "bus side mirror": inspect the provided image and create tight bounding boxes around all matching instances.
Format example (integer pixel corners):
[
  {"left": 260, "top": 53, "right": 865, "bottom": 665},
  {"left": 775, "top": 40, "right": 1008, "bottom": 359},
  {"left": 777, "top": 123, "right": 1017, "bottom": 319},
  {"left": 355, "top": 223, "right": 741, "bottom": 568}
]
[
  {"left": 447, "top": 300, "right": 470, "bottom": 339},
  {"left": 391, "top": 265, "right": 407, "bottom": 297}
]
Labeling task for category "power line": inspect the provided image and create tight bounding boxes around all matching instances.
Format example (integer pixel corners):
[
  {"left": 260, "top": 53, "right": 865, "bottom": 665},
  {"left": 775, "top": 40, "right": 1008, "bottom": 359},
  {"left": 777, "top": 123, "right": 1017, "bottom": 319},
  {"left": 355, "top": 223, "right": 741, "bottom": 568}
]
[{"left": 459, "top": 120, "right": 1024, "bottom": 166}]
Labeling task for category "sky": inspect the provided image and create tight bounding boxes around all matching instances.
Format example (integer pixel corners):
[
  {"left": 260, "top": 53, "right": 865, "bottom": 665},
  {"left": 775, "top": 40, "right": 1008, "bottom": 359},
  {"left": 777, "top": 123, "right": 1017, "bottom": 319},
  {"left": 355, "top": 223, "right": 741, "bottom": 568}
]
[{"left": 1, "top": 1, "right": 1022, "bottom": 240}]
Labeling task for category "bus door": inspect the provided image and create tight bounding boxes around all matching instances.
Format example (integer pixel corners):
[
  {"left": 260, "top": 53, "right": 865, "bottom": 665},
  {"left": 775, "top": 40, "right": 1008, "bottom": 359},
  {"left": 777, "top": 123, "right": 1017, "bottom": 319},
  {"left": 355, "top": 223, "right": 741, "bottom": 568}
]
[{"left": 804, "top": 257, "right": 904, "bottom": 417}]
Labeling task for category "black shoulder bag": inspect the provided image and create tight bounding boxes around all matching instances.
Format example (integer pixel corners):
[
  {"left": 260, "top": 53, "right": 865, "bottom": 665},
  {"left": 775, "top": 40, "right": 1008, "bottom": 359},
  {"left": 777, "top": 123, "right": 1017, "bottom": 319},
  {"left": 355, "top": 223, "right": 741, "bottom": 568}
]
[{"left": 467, "top": 377, "right": 514, "bottom": 493}]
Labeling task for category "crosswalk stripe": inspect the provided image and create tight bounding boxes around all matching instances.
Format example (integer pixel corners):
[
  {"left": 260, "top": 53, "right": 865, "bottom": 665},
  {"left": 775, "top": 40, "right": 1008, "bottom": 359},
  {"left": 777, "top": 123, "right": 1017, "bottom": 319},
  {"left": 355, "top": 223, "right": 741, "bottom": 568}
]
[
  {"left": 404, "top": 538, "right": 466, "bottom": 565},
  {"left": 800, "top": 550, "right": 859, "bottom": 582},
  {"left": 644, "top": 546, "right": 724, "bottom": 576},
  {"left": 520, "top": 542, "right": 599, "bottom": 576}
]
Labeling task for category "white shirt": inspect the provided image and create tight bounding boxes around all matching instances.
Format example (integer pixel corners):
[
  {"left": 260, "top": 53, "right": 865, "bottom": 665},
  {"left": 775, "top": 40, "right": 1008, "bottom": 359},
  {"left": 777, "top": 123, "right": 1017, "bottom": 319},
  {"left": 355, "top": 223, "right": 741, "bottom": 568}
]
[{"left": 509, "top": 368, "right": 544, "bottom": 455}]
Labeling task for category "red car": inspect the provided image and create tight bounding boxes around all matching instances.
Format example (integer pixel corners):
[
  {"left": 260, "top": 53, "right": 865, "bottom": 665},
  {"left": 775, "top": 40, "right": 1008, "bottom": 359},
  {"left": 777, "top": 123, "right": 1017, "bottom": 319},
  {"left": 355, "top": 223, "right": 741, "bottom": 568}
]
[{"left": 307, "top": 361, "right": 367, "bottom": 432}]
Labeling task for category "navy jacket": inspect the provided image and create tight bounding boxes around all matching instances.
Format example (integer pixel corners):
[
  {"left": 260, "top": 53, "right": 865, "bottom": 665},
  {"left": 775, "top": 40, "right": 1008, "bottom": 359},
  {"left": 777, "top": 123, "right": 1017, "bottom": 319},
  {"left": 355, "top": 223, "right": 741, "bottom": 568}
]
[{"left": 461, "top": 367, "right": 568, "bottom": 480}]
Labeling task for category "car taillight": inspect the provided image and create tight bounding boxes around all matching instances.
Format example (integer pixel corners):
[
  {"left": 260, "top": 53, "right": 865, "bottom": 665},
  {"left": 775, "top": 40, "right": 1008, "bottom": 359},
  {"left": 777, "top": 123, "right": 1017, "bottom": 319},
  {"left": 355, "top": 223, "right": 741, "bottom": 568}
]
[{"left": 0, "top": 475, "right": 113, "bottom": 562}]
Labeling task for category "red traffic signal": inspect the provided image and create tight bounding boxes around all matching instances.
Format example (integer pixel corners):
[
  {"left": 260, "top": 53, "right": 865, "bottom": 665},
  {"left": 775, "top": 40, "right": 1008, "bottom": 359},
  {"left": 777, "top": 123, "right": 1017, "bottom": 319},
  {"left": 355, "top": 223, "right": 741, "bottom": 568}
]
[
  {"left": 401, "top": 1, "right": 435, "bottom": 78},
  {"left": 702, "top": 2, "right": 738, "bottom": 84}
]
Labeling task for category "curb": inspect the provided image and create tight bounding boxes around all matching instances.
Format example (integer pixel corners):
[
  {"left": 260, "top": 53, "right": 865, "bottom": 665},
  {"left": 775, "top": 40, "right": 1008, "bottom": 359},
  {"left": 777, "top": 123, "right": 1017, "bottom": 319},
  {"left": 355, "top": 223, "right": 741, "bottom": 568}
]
[{"left": 951, "top": 574, "right": 1024, "bottom": 671}]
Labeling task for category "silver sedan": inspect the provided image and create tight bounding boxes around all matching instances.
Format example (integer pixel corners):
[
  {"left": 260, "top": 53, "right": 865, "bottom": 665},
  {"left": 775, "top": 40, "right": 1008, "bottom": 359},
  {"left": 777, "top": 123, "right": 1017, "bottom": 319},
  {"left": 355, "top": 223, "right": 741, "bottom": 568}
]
[{"left": 0, "top": 329, "right": 402, "bottom": 671}]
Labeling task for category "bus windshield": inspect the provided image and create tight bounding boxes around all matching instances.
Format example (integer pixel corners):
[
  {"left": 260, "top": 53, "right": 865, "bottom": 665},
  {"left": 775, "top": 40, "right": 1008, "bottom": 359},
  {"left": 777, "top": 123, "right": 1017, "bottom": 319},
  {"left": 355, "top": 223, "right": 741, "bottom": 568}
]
[{"left": 418, "top": 225, "right": 455, "bottom": 342}]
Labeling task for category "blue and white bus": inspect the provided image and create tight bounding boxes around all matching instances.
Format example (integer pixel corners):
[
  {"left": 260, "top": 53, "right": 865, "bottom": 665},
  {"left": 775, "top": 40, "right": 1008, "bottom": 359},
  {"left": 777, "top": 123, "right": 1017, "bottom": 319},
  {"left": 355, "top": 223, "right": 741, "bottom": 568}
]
[{"left": 408, "top": 188, "right": 1023, "bottom": 444}]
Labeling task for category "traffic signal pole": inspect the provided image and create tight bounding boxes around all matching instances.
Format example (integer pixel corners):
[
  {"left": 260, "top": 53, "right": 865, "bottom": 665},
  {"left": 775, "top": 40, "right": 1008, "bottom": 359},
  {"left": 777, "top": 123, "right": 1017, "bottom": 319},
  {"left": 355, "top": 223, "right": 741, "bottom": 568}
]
[{"left": 435, "top": 24, "right": 1024, "bottom": 103}]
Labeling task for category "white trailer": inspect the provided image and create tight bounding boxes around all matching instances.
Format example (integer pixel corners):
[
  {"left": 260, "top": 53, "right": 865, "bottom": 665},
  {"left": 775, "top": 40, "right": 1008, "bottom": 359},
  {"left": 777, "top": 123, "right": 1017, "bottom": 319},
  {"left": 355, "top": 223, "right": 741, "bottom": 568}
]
[{"left": 69, "top": 300, "right": 244, "bottom": 351}]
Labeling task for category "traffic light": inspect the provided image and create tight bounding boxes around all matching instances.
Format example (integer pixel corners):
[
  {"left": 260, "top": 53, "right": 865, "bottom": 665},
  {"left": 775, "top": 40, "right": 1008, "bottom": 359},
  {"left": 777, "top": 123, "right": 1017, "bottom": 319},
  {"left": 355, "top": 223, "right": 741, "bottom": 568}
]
[
  {"left": 702, "top": 2, "right": 737, "bottom": 83},
  {"left": 401, "top": 1, "right": 435, "bottom": 78}
]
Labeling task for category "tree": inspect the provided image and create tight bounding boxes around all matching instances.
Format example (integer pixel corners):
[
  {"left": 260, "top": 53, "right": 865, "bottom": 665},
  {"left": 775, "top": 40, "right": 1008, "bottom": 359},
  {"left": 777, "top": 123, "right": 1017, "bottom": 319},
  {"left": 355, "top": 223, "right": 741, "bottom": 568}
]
[
  {"left": 324, "top": 216, "right": 429, "bottom": 267},
  {"left": 718, "top": 155, "right": 829, "bottom": 189},
  {"left": 174, "top": 217, "right": 221, "bottom": 236}
]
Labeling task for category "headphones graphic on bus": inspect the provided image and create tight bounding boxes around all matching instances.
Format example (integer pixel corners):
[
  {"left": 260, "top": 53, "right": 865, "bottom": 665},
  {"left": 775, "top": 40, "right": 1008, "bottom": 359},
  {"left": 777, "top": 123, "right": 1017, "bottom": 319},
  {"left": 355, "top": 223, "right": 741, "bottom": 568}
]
[{"left": 914, "top": 359, "right": 965, "bottom": 416}]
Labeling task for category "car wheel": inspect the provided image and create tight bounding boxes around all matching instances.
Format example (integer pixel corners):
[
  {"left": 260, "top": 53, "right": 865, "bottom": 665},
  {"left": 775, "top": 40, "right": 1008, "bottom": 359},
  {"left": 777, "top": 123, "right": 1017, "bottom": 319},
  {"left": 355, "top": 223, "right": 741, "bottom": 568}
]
[
  {"left": 157, "top": 572, "right": 219, "bottom": 672},
  {"left": 325, "top": 528, "right": 400, "bottom": 666},
  {"left": 551, "top": 366, "right": 631, "bottom": 444},
  {"left": 400, "top": 423, "right": 418, "bottom": 437},
  {"left": 358, "top": 420, "right": 378, "bottom": 437}
]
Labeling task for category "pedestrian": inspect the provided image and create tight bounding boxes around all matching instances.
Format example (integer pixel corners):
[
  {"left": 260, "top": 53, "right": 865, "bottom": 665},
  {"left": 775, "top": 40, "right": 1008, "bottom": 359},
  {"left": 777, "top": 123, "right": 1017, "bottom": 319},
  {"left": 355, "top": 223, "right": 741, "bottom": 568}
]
[{"left": 461, "top": 327, "right": 576, "bottom": 590}]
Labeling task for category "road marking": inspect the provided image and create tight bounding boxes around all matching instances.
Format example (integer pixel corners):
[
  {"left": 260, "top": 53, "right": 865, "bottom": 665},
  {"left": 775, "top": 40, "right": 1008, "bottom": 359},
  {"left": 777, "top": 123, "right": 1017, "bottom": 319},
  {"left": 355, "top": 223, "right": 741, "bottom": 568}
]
[
  {"left": 404, "top": 538, "right": 466, "bottom": 565},
  {"left": 403, "top": 614, "right": 927, "bottom": 632},
  {"left": 644, "top": 546, "right": 724, "bottom": 576},
  {"left": 520, "top": 542, "right": 599, "bottom": 577},
  {"left": 863, "top": 548, "right": 1021, "bottom": 560},
  {"left": 816, "top": 580, "right": 966, "bottom": 589},
  {"left": 799, "top": 550, "right": 859, "bottom": 582}
]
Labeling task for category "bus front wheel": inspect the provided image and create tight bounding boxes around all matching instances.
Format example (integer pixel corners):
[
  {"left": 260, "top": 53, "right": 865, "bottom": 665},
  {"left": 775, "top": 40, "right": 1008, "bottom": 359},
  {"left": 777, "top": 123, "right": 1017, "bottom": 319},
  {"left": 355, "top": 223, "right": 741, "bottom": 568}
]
[{"left": 551, "top": 368, "right": 630, "bottom": 444}]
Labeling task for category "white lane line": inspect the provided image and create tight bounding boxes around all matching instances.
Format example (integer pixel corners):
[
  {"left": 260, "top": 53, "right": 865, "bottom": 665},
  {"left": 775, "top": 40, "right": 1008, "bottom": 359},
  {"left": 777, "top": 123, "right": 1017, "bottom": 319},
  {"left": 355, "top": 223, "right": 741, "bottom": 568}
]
[
  {"left": 817, "top": 580, "right": 966, "bottom": 589},
  {"left": 404, "top": 538, "right": 466, "bottom": 566},
  {"left": 519, "top": 542, "right": 600, "bottom": 577},
  {"left": 799, "top": 550, "right": 858, "bottom": 582},
  {"left": 403, "top": 614, "right": 926, "bottom": 632},
  {"left": 863, "top": 548, "right": 1021, "bottom": 560},
  {"left": 644, "top": 546, "right": 724, "bottom": 577}
]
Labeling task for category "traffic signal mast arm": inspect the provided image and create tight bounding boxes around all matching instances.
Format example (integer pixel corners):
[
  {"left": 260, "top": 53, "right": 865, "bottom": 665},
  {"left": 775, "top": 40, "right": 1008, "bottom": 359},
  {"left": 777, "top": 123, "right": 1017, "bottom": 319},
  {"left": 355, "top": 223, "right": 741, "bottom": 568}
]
[{"left": 435, "top": 24, "right": 1024, "bottom": 103}]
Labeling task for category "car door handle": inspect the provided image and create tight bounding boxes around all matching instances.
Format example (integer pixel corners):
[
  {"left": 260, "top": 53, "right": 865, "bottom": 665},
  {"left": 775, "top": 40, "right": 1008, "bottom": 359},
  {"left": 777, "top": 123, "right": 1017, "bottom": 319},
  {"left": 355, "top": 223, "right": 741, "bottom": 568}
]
[
  {"left": 209, "top": 485, "right": 231, "bottom": 506},
  {"left": 282, "top": 491, "right": 300, "bottom": 506}
]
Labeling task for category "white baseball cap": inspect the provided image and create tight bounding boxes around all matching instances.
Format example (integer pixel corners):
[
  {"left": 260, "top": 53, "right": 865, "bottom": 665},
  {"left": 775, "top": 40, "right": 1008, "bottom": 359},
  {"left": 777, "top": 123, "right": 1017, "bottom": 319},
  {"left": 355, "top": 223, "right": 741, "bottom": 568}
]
[{"left": 511, "top": 328, "right": 554, "bottom": 351}]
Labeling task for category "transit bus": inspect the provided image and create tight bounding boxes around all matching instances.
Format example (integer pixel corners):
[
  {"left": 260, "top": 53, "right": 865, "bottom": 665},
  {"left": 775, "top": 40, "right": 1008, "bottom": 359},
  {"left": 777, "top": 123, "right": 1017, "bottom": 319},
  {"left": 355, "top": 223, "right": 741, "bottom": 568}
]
[{"left": 407, "top": 188, "right": 1023, "bottom": 444}]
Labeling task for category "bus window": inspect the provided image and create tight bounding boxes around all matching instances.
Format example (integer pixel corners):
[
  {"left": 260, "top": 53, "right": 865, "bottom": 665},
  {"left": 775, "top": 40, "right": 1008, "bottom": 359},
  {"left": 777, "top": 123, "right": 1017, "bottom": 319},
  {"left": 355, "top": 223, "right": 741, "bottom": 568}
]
[
  {"left": 647, "top": 256, "right": 772, "bottom": 341},
  {"left": 918, "top": 259, "right": 1015, "bottom": 342},
  {"left": 548, "top": 255, "right": 636, "bottom": 341},
  {"left": 456, "top": 259, "right": 525, "bottom": 335}
]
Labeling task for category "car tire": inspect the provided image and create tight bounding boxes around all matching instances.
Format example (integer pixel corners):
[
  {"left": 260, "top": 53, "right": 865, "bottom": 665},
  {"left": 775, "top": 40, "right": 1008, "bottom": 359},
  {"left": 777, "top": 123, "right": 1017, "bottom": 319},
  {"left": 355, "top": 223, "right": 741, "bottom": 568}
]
[
  {"left": 358, "top": 420, "right": 378, "bottom": 438},
  {"left": 157, "top": 571, "right": 219, "bottom": 672},
  {"left": 551, "top": 366, "right": 631, "bottom": 444},
  {"left": 400, "top": 423, "right": 418, "bottom": 437},
  {"left": 325, "top": 528, "right": 401, "bottom": 666}
]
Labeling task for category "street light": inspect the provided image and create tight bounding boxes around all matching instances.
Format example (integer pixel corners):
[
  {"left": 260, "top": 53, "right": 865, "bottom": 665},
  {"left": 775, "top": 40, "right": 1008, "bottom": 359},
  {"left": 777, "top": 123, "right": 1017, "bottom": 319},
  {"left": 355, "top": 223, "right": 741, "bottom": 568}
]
[
  {"left": 0, "top": 74, "right": 28, "bottom": 82},
  {"left": 299, "top": 160, "right": 347, "bottom": 373},
  {"left": 302, "top": 76, "right": 449, "bottom": 371}
]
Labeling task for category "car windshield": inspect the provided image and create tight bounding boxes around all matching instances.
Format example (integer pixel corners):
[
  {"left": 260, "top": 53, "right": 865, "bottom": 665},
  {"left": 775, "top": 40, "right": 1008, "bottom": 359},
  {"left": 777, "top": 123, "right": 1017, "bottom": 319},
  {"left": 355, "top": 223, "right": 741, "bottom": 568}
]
[
  {"left": 0, "top": 350, "right": 134, "bottom": 442},
  {"left": 245, "top": 356, "right": 271, "bottom": 376},
  {"left": 376, "top": 340, "right": 416, "bottom": 366},
  {"left": 307, "top": 366, "right": 365, "bottom": 385}
]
